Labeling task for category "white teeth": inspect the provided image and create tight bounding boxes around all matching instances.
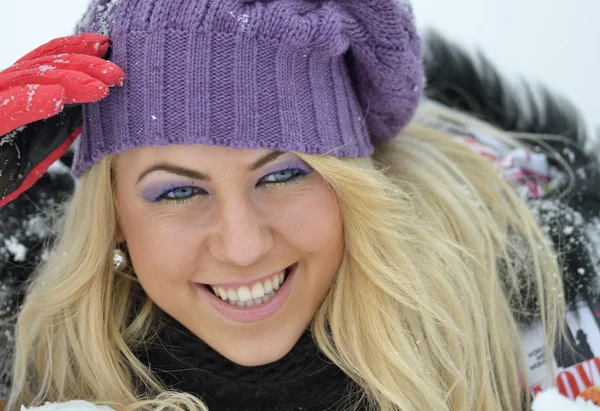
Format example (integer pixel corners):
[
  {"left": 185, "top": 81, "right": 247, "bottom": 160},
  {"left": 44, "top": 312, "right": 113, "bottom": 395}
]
[
  {"left": 264, "top": 278, "right": 273, "bottom": 294},
  {"left": 251, "top": 282, "right": 265, "bottom": 299},
  {"left": 209, "top": 268, "right": 290, "bottom": 307},
  {"left": 227, "top": 289, "right": 238, "bottom": 301},
  {"left": 212, "top": 287, "right": 227, "bottom": 299},
  {"left": 237, "top": 286, "right": 252, "bottom": 302}
]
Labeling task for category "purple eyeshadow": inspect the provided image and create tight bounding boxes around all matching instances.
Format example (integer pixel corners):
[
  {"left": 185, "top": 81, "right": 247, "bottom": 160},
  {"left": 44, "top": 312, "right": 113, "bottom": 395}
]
[
  {"left": 261, "top": 158, "right": 313, "bottom": 177},
  {"left": 140, "top": 181, "right": 192, "bottom": 202}
]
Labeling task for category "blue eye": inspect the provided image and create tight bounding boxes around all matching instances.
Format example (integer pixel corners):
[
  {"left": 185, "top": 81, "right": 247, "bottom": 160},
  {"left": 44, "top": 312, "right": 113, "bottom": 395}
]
[
  {"left": 155, "top": 185, "right": 204, "bottom": 203},
  {"left": 150, "top": 167, "right": 310, "bottom": 204},
  {"left": 260, "top": 168, "right": 309, "bottom": 186}
]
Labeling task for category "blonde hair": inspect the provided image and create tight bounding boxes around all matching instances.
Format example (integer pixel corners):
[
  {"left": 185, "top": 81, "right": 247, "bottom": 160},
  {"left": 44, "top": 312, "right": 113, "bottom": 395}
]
[{"left": 8, "top": 105, "right": 565, "bottom": 411}]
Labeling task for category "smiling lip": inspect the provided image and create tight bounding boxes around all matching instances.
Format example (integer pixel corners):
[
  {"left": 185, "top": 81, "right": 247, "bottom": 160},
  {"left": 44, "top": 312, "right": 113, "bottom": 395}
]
[{"left": 195, "top": 263, "right": 298, "bottom": 323}]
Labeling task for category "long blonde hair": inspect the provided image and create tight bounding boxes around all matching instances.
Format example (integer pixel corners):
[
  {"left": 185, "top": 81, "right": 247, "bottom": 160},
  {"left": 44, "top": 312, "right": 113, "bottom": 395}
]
[{"left": 8, "top": 105, "right": 565, "bottom": 411}]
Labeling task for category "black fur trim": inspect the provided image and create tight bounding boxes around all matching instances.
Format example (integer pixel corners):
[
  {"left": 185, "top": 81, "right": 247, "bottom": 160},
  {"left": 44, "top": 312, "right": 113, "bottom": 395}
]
[{"left": 423, "top": 30, "right": 598, "bottom": 154}]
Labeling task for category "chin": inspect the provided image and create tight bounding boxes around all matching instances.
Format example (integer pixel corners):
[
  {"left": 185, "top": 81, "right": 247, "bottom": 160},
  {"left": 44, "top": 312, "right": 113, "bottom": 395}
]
[
  {"left": 223, "top": 344, "right": 294, "bottom": 367},
  {"left": 206, "top": 321, "right": 308, "bottom": 366}
]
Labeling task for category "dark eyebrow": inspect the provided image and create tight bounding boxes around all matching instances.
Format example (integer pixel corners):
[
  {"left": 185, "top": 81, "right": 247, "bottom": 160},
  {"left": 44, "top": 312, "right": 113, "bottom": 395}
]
[
  {"left": 137, "top": 164, "right": 210, "bottom": 184},
  {"left": 248, "top": 151, "right": 284, "bottom": 171},
  {"left": 136, "top": 151, "right": 285, "bottom": 184}
]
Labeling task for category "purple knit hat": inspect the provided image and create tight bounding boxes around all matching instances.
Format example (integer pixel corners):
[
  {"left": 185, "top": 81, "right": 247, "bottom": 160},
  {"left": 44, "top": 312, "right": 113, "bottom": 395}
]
[{"left": 72, "top": 0, "right": 424, "bottom": 177}]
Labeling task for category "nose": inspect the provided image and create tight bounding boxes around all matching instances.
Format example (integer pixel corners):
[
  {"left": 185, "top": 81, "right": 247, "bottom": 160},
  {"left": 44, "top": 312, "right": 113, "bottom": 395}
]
[{"left": 208, "top": 196, "right": 274, "bottom": 267}]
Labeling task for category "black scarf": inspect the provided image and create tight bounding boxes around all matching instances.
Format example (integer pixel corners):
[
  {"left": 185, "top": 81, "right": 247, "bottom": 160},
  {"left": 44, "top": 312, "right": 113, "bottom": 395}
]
[{"left": 136, "top": 314, "right": 359, "bottom": 411}]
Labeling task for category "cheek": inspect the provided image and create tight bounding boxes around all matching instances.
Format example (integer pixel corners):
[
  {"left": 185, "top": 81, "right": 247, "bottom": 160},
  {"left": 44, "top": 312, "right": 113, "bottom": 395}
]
[
  {"left": 269, "top": 184, "right": 344, "bottom": 260},
  {"left": 117, "top": 200, "right": 204, "bottom": 285},
  {"left": 270, "top": 185, "right": 344, "bottom": 308}
]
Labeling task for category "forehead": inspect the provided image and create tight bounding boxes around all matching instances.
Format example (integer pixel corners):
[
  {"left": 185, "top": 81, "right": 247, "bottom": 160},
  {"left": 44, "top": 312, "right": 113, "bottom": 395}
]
[{"left": 116, "top": 144, "right": 278, "bottom": 170}]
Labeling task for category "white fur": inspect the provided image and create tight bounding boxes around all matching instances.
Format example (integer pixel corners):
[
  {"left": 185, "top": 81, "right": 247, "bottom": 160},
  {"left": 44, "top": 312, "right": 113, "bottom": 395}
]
[
  {"left": 21, "top": 401, "right": 115, "bottom": 411},
  {"left": 532, "top": 388, "right": 600, "bottom": 410}
]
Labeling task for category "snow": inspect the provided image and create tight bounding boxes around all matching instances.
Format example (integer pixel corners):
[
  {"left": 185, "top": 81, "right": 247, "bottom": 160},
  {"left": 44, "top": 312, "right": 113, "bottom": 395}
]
[
  {"left": 38, "top": 65, "right": 56, "bottom": 74},
  {"left": 46, "top": 159, "right": 73, "bottom": 176},
  {"left": 54, "top": 97, "right": 63, "bottom": 112},
  {"left": 25, "top": 215, "right": 50, "bottom": 239},
  {"left": 584, "top": 219, "right": 600, "bottom": 285},
  {"left": 21, "top": 401, "right": 115, "bottom": 411},
  {"left": 562, "top": 147, "right": 576, "bottom": 164},
  {"left": 230, "top": 11, "right": 250, "bottom": 31},
  {"left": 96, "top": 0, "right": 121, "bottom": 36},
  {"left": 3, "top": 236, "right": 28, "bottom": 262},
  {"left": 532, "top": 388, "right": 600, "bottom": 410},
  {"left": 26, "top": 84, "right": 40, "bottom": 111},
  {"left": 0, "top": 126, "right": 26, "bottom": 147},
  {"left": 41, "top": 248, "right": 53, "bottom": 262},
  {"left": 528, "top": 198, "right": 585, "bottom": 239}
]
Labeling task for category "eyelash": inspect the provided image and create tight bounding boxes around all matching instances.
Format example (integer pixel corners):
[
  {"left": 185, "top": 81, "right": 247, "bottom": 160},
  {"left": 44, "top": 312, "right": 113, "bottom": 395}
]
[{"left": 153, "top": 167, "right": 310, "bottom": 205}]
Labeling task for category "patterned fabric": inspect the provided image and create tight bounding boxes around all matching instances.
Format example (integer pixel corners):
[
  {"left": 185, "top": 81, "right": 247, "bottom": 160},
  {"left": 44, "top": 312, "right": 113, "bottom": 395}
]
[
  {"left": 454, "top": 135, "right": 551, "bottom": 199},
  {"left": 416, "top": 104, "right": 557, "bottom": 201}
]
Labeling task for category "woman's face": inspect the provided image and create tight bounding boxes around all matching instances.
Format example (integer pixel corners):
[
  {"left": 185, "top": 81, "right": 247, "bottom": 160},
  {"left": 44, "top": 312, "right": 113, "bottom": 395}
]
[{"left": 114, "top": 144, "right": 344, "bottom": 366}]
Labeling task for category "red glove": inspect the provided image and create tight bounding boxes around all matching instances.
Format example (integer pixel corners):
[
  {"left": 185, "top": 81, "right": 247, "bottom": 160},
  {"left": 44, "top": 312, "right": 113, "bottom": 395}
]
[{"left": 0, "top": 33, "right": 125, "bottom": 208}]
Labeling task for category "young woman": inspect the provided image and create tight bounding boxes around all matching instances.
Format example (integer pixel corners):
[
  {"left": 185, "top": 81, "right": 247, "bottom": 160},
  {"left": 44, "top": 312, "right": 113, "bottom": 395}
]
[{"left": 0, "top": 0, "right": 598, "bottom": 410}]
